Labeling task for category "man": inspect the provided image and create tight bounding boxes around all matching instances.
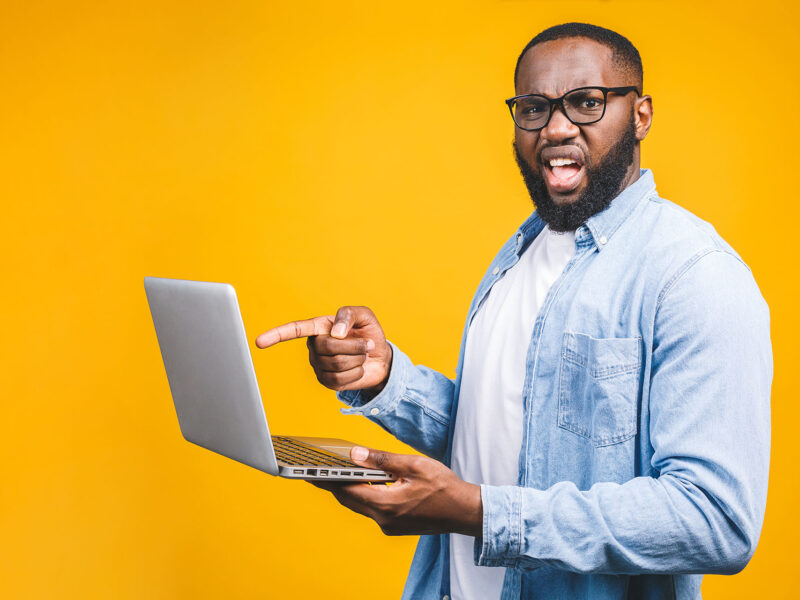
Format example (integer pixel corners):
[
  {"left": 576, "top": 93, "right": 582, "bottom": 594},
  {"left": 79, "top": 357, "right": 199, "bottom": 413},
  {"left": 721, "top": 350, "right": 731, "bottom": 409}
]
[{"left": 256, "top": 23, "right": 771, "bottom": 600}]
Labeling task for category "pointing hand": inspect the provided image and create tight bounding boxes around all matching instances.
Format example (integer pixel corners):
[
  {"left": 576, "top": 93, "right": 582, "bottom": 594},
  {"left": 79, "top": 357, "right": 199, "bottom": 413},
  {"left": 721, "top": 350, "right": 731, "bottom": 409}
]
[{"left": 256, "top": 306, "right": 393, "bottom": 394}]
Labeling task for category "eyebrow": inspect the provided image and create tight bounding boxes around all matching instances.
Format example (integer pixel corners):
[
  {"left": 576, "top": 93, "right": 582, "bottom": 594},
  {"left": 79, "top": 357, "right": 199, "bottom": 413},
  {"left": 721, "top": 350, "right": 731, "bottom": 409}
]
[
  {"left": 516, "top": 85, "right": 597, "bottom": 97},
  {"left": 518, "top": 83, "right": 600, "bottom": 96}
]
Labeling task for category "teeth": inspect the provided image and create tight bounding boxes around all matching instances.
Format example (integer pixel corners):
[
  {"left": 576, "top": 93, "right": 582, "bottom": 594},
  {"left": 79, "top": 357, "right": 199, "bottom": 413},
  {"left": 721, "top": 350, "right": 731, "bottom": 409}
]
[{"left": 549, "top": 158, "right": 578, "bottom": 167}]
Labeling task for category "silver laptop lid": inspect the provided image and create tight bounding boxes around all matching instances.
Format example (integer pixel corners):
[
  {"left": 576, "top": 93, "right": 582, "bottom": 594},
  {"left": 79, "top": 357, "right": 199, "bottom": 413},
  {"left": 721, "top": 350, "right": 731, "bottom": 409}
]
[{"left": 144, "top": 277, "right": 279, "bottom": 475}]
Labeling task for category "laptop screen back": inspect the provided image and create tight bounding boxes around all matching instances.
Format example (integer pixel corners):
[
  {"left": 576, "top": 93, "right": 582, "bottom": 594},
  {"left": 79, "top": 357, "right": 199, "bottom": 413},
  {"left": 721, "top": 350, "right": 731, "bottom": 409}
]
[{"left": 144, "top": 277, "right": 279, "bottom": 475}]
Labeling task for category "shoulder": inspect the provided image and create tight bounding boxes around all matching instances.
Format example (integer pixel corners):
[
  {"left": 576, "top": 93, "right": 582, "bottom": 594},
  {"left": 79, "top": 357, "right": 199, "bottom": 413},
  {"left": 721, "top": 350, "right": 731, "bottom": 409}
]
[
  {"left": 639, "top": 195, "right": 742, "bottom": 262},
  {"left": 626, "top": 194, "right": 766, "bottom": 312},
  {"left": 628, "top": 193, "right": 750, "bottom": 281}
]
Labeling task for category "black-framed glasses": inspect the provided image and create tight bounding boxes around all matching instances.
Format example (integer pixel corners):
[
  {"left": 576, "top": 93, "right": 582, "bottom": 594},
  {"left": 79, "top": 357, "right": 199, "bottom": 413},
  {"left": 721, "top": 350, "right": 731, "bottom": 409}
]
[{"left": 505, "top": 86, "right": 639, "bottom": 131}]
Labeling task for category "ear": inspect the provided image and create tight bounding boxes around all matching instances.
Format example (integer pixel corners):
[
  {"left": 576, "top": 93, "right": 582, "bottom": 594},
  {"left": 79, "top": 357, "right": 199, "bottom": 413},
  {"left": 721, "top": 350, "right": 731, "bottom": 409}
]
[{"left": 634, "top": 95, "right": 653, "bottom": 141}]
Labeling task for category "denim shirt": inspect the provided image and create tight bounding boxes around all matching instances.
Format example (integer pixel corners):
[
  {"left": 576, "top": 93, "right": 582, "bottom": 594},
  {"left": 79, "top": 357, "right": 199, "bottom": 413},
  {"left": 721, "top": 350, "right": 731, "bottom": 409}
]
[{"left": 338, "top": 170, "right": 772, "bottom": 600}]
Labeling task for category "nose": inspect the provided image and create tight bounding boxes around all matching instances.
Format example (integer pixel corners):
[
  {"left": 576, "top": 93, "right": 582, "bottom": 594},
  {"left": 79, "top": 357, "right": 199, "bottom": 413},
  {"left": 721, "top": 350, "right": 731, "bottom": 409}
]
[{"left": 540, "top": 103, "right": 580, "bottom": 143}]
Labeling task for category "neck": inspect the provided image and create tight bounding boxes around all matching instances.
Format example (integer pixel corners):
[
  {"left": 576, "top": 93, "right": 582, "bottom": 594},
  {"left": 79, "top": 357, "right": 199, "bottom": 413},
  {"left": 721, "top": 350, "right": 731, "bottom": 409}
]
[{"left": 618, "top": 147, "right": 641, "bottom": 194}]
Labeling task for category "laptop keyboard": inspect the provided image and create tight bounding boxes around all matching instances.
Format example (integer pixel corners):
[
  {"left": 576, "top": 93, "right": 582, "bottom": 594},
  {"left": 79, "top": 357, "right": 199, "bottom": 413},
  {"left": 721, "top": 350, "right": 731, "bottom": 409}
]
[{"left": 271, "top": 436, "right": 356, "bottom": 467}]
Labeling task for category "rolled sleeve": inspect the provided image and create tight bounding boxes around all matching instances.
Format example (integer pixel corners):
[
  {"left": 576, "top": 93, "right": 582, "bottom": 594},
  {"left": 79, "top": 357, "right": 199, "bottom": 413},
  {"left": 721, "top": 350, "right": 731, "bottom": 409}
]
[
  {"left": 338, "top": 341, "right": 408, "bottom": 418},
  {"left": 475, "top": 484, "right": 526, "bottom": 568}
]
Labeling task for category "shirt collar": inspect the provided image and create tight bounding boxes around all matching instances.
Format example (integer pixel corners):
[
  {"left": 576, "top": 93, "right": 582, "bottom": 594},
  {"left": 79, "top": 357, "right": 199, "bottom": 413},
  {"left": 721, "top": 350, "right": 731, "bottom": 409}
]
[{"left": 515, "top": 168, "right": 656, "bottom": 254}]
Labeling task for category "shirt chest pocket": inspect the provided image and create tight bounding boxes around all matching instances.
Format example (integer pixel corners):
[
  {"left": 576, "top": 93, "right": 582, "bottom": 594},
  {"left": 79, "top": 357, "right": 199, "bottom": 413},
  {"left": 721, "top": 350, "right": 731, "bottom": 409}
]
[{"left": 557, "top": 332, "right": 643, "bottom": 447}]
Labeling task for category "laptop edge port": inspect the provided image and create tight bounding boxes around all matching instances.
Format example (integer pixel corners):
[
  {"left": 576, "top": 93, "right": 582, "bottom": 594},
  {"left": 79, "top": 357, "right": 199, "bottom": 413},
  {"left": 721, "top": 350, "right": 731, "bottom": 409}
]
[
  {"left": 306, "top": 469, "right": 317, "bottom": 476},
  {"left": 319, "top": 470, "right": 328, "bottom": 476}
]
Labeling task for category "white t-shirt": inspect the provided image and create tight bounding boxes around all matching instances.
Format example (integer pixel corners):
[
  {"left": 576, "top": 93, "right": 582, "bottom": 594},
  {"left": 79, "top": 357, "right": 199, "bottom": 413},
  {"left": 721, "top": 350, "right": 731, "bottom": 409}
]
[{"left": 450, "top": 225, "right": 576, "bottom": 600}]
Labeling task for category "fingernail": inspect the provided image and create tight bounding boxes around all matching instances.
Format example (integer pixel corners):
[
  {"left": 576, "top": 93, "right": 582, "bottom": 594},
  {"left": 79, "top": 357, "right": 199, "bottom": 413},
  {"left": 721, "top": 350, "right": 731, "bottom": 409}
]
[
  {"left": 331, "top": 322, "right": 346, "bottom": 338},
  {"left": 365, "top": 339, "right": 375, "bottom": 351},
  {"left": 351, "top": 446, "right": 369, "bottom": 462}
]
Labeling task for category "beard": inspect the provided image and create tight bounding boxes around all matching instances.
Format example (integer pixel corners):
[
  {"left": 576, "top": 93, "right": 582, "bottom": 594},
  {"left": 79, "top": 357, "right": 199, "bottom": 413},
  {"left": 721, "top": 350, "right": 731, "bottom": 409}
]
[{"left": 514, "top": 120, "right": 637, "bottom": 232}]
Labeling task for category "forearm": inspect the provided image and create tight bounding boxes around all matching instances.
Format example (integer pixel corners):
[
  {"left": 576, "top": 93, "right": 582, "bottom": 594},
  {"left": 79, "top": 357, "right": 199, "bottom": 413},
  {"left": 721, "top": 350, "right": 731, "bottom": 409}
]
[
  {"left": 478, "top": 473, "right": 759, "bottom": 575},
  {"left": 338, "top": 342, "right": 454, "bottom": 460}
]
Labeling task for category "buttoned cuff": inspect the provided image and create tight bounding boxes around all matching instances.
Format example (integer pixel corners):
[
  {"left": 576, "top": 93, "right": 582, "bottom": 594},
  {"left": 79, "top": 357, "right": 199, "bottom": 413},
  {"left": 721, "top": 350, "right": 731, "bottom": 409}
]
[
  {"left": 337, "top": 341, "right": 409, "bottom": 419},
  {"left": 475, "top": 484, "right": 525, "bottom": 568}
]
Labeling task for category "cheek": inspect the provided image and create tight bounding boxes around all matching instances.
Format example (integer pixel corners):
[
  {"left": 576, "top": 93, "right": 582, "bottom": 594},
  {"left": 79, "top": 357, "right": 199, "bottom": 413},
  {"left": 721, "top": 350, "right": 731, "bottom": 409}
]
[
  {"left": 515, "top": 130, "right": 540, "bottom": 156},
  {"left": 583, "top": 107, "right": 632, "bottom": 160},
  {"left": 581, "top": 129, "right": 613, "bottom": 165}
]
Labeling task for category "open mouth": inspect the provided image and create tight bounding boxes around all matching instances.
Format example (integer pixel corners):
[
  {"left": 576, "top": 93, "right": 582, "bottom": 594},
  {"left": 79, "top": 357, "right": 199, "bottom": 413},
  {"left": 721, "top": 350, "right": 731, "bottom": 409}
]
[
  {"left": 544, "top": 158, "right": 585, "bottom": 193},
  {"left": 540, "top": 148, "right": 586, "bottom": 195}
]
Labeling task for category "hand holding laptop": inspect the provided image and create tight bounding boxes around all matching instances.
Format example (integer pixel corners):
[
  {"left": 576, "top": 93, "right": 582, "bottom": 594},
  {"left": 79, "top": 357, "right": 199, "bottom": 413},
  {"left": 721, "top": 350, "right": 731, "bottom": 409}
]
[
  {"left": 314, "top": 445, "right": 482, "bottom": 537},
  {"left": 255, "top": 306, "right": 393, "bottom": 396}
]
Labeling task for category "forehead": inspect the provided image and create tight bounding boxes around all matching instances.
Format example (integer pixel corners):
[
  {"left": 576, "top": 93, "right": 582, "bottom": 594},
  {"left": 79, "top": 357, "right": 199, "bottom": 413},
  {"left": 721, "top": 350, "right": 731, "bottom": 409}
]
[{"left": 516, "top": 37, "right": 622, "bottom": 96}]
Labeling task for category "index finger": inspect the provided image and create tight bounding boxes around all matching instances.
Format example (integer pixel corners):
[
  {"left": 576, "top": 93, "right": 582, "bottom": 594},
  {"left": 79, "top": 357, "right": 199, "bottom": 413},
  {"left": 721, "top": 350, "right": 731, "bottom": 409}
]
[{"left": 255, "top": 316, "right": 333, "bottom": 348}]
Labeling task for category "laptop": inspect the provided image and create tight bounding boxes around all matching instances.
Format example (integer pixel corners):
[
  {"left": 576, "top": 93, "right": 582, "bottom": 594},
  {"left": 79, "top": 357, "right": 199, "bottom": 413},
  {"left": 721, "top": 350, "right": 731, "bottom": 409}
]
[{"left": 144, "top": 276, "right": 395, "bottom": 483}]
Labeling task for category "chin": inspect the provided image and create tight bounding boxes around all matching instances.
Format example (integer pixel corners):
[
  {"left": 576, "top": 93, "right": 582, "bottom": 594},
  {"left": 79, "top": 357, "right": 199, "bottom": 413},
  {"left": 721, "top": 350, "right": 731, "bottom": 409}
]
[{"left": 548, "top": 189, "right": 583, "bottom": 206}]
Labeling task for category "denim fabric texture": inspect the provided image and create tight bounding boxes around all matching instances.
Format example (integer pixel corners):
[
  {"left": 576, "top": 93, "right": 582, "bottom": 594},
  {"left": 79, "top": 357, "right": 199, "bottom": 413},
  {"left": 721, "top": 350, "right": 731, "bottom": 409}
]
[{"left": 338, "top": 170, "right": 772, "bottom": 600}]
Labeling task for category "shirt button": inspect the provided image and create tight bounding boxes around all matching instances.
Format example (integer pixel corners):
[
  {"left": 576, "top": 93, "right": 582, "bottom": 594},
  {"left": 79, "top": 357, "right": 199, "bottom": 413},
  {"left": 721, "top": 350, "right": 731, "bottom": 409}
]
[
  {"left": 492, "top": 266, "right": 499, "bottom": 275},
  {"left": 598, "top": 235, "right": 608, "bottom": 245},
  {"left": 369, "top": 407, "right": 380, "bottom": 416},
  {"left": 443, "top": 596, "right": 450, "bottom": 600}
]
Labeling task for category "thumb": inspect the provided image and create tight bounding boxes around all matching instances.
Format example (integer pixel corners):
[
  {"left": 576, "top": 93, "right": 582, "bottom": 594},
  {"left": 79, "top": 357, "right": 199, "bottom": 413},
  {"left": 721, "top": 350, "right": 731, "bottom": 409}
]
[
  {"left": 350, "top": 446, "right": 415, "bottom": 474},
  {"left": 330, "top": 305, "right": 380, "bottom": 339},
  {"left": 330, "top": 306, "right": 355, "bottom": 339}
]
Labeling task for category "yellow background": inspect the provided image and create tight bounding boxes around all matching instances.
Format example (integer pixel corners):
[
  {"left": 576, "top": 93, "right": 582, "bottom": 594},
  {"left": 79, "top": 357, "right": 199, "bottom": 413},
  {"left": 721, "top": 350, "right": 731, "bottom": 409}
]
[{"left": 1, "top": 1, "right": 796, "bottom": 598}]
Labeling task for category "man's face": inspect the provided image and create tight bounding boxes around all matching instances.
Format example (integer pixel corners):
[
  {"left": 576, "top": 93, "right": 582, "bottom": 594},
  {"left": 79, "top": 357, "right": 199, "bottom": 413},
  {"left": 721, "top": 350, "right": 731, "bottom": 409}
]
[{"left": 513, "top": 37, "right": 649, "bottom": 231}]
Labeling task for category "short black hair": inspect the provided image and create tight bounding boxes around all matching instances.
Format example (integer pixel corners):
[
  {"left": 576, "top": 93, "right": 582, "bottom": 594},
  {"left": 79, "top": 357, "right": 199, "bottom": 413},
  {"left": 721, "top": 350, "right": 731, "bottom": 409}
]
[{"left": 514, "top": 23, "right": 643, "bottom": 92}]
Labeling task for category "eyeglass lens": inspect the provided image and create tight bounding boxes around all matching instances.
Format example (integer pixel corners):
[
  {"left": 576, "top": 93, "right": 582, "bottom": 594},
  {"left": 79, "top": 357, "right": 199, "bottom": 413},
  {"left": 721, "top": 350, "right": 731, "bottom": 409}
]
[{"left": 513, "top": 88, "right": 607, "bottom": 129}]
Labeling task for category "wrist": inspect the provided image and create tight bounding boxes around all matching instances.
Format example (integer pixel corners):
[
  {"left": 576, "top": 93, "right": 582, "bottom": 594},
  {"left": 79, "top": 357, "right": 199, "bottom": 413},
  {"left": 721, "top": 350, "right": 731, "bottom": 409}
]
[
  {"left": 363, "top": 343, "right": 393, "bottom": 398},
  {"left": 453, "top": 482, "right": 483, "bottom": 537}
]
